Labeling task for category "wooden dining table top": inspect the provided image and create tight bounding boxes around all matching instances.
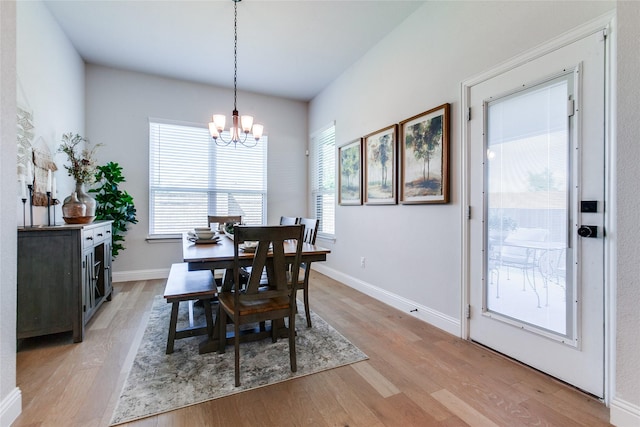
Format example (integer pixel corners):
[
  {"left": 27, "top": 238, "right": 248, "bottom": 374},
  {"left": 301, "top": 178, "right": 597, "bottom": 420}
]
[{"left": 182, "top": 231, "right": 331, "bottom": 271}]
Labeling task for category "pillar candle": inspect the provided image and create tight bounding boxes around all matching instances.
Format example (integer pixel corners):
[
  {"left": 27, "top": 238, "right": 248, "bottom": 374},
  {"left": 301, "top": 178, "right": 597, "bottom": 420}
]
[
  {"left": 26, "top": 161, "right": 32, "bottom": 185},
  {"left": 21, "top": 179, "right": 26, "bottom": 199},
  {"left": 46, "top": 170, "right": 52, "bottom": 192},
  {"left": 52, "top": 177, "right": 57, "bottom": 199}
]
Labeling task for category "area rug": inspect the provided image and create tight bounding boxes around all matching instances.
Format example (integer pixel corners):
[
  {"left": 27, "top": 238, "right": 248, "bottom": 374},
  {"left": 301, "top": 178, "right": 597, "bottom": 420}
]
[{"left": 110, "top": 296, "right": 368, "bottom": 425}]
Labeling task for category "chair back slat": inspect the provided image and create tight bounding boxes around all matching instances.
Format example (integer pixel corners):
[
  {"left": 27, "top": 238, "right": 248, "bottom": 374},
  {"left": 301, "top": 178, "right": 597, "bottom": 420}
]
[
  {"left": 279, "top": 216, "right": 298, "bottom": 225},
  {"left": 232, "top": 225, "right": 304, "bottom": 303},
  {"left": 297, "top": 217, "right": 319, "bottom": 244}
]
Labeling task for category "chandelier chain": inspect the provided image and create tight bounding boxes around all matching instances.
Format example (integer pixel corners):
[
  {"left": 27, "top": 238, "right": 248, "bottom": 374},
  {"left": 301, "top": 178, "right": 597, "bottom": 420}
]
[{"left": 233, "top": 0, "right": 238, "bottom": 111}]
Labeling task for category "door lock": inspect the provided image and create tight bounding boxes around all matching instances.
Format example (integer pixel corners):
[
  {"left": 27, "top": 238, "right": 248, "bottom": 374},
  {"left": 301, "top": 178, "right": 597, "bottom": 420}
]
[
  {"left": 578, "top": 225, "right": 598, "bottom": 238},
  {"left": 580, "top": 201, "right": 598, "bottom": 213}
]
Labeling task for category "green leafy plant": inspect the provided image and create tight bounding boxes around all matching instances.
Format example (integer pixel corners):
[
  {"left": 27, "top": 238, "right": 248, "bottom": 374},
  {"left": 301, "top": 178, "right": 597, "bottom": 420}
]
[{"left": 90, "top": 162, "right": 138, "bottom": 258}]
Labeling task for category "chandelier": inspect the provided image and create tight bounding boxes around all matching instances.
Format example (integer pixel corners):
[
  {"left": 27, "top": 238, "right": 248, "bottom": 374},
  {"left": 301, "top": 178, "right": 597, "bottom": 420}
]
[{"left": 209, "top": 0, "right": 263, "bottom": 148}]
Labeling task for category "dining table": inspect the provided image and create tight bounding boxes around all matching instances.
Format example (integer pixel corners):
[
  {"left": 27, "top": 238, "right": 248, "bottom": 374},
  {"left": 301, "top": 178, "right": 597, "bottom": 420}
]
[{"left": 181, "top": 231, "right": 331, "bottom": 353}]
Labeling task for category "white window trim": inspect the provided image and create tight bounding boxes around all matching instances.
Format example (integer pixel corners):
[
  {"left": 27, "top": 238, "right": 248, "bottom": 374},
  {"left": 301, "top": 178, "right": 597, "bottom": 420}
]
[{"left": 310, "top": 121, "right": 336, "bottom": 239}]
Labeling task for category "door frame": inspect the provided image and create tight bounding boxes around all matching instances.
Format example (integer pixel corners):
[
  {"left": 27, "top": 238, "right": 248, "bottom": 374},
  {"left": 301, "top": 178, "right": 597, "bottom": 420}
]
[{"left": 460, "top": 11, "right": 615, "bottom": 404}]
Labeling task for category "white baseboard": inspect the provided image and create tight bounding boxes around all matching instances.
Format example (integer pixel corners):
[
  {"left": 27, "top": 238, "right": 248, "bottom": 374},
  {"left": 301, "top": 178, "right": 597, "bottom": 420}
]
[
  {"left": 113, "top": 268, "right": 169, "bottom": 283},
  {"left": 0, "top": 387, "right": 21, "bottom": 427},
  {"left": 312, "top": 264, "right": 460, "bottom": 337},
  {"left": 610, "top": 397, "right": 640, "bottom": 427},
  {"left": 117, "top": 264, "right": 459, "bottom": 337}
]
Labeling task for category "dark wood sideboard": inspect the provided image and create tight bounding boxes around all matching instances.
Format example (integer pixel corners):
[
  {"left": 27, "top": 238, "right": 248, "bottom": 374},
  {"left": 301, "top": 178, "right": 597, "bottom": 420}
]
[{"left": 17, "top": 220, "right": 113, "bottom": 343}]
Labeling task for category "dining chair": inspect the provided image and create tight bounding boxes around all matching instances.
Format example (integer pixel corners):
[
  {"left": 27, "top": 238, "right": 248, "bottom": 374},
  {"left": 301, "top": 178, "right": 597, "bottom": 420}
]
[
  {"left": 499, "top": 227, "right": 548, "bottom": 290},
  {"left": 207, "top": 215, "right": 242, "bottom": 231},
  {"left": 279, "top": 216, "right": 297, "bottom": 225},
  {"left": 206, "top": 215, "right": 242, "bottom": 283},
  {"left": 295, "top": 217, "right": 319, "bottom": 327},
  {"left": 218, "top": 224, "right": 304, "bottom": 387}
]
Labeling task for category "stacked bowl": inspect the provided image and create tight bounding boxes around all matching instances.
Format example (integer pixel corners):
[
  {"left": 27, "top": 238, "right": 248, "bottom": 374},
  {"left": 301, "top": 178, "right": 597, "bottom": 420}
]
[{"left": 194, "top": 227, "right": 214, "bottom": 240}]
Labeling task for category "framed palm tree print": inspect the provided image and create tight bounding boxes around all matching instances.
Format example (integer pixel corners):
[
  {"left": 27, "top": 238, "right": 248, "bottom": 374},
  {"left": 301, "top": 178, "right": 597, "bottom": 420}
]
[
  {"left": 363, "top": 124, "right": 397, "bottom": 205},
  {"left": 399, "top": 103, "right": 450, "bottom": 204},
  {"left": 338, "top": 139, "right": 362, "bottom": 205}
]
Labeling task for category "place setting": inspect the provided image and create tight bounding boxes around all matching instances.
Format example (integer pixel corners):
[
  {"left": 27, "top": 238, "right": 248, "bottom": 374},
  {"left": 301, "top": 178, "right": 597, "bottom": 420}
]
[
  {"left": 239, "top": 241, "right": 259, "bottom": 252},
  {"left": 186, "top": 226, "right": 221, "bottom": 244}
]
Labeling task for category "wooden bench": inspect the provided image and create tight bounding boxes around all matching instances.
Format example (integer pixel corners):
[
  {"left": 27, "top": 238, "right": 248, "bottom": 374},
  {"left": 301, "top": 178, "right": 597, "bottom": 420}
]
[{"left": 163, "top": 263, "right": 216, "bottom": 354}]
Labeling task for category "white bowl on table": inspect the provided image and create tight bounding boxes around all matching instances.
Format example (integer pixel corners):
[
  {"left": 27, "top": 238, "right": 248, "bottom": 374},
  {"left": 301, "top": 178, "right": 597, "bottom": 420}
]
[{"left": 194, "top": 228, "right": 214, "bottom": 240}]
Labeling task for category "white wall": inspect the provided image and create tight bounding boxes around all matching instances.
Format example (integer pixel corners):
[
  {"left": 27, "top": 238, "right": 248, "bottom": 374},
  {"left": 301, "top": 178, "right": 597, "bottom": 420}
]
[
  {"left": 611, "top": 1, "right": 640, "bottom": 424},
  {"left": 0, "top": 2, "right": 19, "bottom": 425},
  {"left": 2, "top": 1, "right": 85, "bottom": 423},
  {"left": 15, "top": 0, "right": 85, "bottom": 226},
  {"left": 310, "top": 1, "right": 614, "bottom": 328},
  {"left": 85, "top": 65, "right": 308, "bottom": 276}
]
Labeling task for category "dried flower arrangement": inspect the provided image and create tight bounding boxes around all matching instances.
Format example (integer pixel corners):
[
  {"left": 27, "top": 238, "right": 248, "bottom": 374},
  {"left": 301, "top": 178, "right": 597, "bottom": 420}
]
[{"left": 58, "top": 132, "right": 101, "bottom": 184}]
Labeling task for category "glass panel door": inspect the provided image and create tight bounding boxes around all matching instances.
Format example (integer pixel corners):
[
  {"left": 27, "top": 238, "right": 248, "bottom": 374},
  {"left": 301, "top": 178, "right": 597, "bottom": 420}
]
[
  {"left": 468, "top": 31, "right": 606, "bottom": 396},
  {"left": 485, "top": 74, "right": 575, "bottom": 341}
]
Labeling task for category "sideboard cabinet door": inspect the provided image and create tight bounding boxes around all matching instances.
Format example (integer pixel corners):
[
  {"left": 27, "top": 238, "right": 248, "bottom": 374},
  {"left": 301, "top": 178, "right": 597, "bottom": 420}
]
[{"left": 17, "top": 230, "right": 77, "bottom": 338}]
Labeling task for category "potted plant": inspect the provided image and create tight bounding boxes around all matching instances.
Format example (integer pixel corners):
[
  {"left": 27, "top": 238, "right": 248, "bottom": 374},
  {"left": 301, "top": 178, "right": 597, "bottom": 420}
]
[{"left": 90, "top": 162, "right": 138, "bottom": 258}]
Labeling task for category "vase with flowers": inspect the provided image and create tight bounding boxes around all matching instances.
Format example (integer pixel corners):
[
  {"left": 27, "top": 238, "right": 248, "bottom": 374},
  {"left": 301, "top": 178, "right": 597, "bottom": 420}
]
[{"left": 58, "top": 132, "right": 101, "bottom": 224}]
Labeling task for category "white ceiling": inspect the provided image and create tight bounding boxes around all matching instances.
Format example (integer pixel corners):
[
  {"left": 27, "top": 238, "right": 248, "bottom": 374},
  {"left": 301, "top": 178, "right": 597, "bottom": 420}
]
[{"left": 42, "top": 0, "right": 425, "bottom": 102}]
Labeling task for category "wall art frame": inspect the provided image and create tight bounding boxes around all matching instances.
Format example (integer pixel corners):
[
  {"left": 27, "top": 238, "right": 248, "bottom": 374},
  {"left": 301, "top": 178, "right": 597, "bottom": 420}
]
[
  {"left": 338, "top": 139, "right": 362, "bottom": 206},
  {"left": 363, "top": 124, "right": 397, "bottom": 205},
  {"left": 399, "top": 103, "right": 450, "bottom": 204}
]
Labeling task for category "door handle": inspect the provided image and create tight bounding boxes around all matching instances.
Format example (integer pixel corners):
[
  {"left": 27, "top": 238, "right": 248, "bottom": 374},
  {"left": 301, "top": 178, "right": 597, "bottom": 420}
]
[{"left": 578, "top": 225, "right": 598, "bottom": 238}]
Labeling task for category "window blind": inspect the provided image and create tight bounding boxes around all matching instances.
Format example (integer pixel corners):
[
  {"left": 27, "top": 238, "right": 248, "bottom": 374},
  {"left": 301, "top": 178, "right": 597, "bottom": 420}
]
[
  {"left": 149, "top": 119, "right": 267, "bottom": 237},
  {"left": 310, "top": 123, "right": 336, "bottom": 236}
]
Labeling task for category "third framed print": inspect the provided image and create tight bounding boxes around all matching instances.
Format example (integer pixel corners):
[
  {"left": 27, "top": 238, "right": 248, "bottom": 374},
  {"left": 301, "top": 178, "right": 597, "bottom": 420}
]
[{"left": 399, "top": 103, "right": 450, "bottom": 204}]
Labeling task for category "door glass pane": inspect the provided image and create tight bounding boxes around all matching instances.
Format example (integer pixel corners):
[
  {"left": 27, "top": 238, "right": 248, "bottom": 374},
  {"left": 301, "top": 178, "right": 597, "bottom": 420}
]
[{"left": 485, "top": 75, "right": 574, "bottom": 339}]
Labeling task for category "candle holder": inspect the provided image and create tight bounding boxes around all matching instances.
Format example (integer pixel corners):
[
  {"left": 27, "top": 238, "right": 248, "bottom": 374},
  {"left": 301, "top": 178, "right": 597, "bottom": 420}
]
[
  {"left": 46, "top": 191, "right": 52, "bottom": 226},
  {"left": 27, "top": 184, "right": 34, "bottom": 227},
  {"left": 52, "top": 198, "right": 58, "bottom": 226},
  {"left": 21, "top": 198, "right": 27, "bottom": 228}
]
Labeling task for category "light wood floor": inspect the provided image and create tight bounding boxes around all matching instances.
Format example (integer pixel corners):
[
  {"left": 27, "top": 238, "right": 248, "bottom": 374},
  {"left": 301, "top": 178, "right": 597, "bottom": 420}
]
[{"left": 14, "top": 271, "right": 611, "bottom": 426}]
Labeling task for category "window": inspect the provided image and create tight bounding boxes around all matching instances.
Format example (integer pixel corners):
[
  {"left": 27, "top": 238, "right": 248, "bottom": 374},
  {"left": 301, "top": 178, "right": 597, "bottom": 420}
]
[
  {"left": 149, "top": 118, "right": 267, "bottom": 237},
  {"left": 310, "top": 122, "right": 335, "bottom": 237}
]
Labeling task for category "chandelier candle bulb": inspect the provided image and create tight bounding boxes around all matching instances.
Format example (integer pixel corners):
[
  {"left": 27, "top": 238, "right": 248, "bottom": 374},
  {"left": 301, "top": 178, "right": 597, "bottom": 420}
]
[
  {"left": 241, "top": 115, "right": 253, "bottom": 132},
  {"left": 208, "top": 123, "right": 220, "bottom": 138},
  {"left": 213, "top": 115, "right": 226, "bottom": 131},
  {"left": 252, "top": 124, "right": 264, "bottom": 140}
]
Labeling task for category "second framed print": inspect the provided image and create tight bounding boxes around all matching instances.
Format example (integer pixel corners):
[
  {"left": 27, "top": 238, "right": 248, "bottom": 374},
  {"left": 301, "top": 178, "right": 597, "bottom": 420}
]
[
  {"left": 338, "top": 139, "right": 362, "bottom": 205},
  {"left": 363, "top": 124, "right": 397, "bottom": 205},
  {"left": 399, "top": 103, "right": 450, "bottom": 204}
]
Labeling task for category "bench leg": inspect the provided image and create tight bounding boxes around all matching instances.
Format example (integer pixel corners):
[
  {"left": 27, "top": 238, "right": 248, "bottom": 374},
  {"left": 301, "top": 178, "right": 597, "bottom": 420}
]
[
  {"left": 218, "top": 306, "right": 227, "bottom": 354},
  {"left": 166, "top": 301, "right": 179, "bottom": 354},
  {"left": 188, "top": 300, "right": 195, "bottom": 328},
  {"left": 203, "top": 299, "right": 214, "bottom": 339}
]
